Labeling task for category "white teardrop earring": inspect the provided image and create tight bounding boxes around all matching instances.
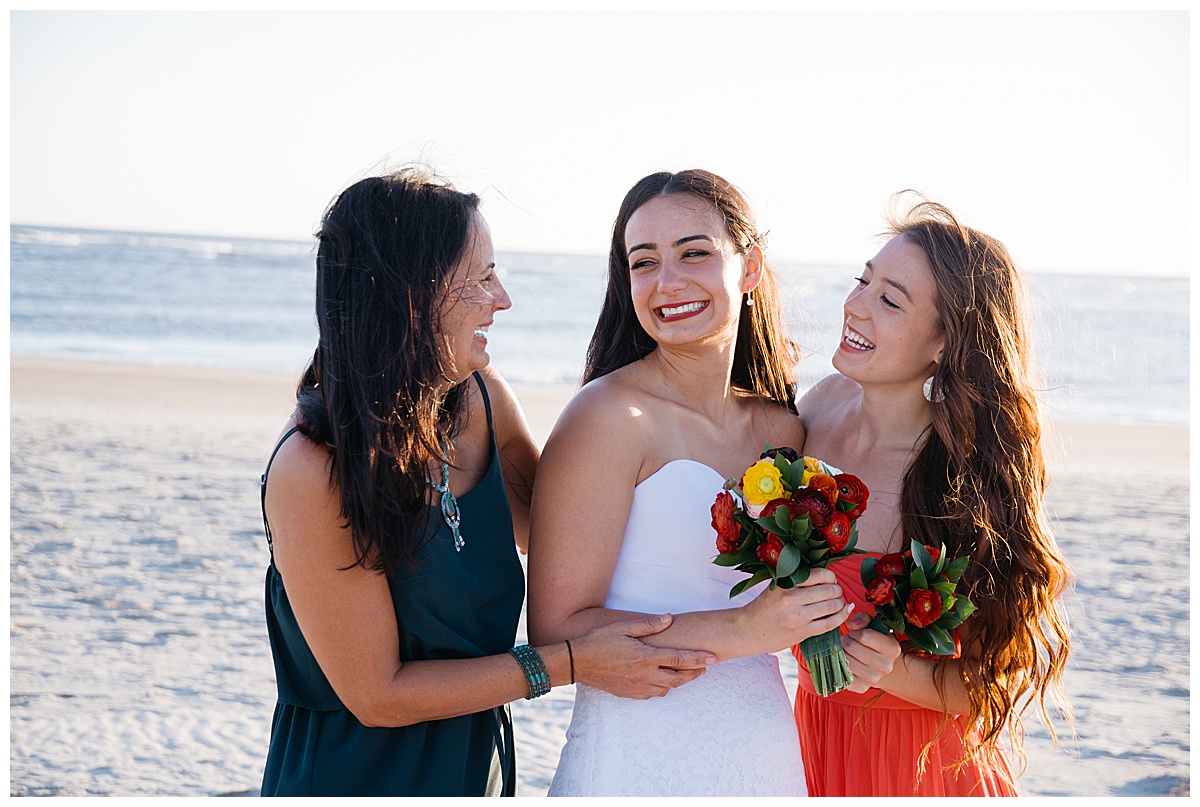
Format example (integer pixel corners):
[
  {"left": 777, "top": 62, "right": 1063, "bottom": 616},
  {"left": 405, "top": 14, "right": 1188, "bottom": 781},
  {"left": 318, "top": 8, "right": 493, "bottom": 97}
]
[
  {"left": 745, "top": 292, "right": 754, "bottom": 307},
  {"left": 923, "top": 376, "right": 944, "bottom": 403}
]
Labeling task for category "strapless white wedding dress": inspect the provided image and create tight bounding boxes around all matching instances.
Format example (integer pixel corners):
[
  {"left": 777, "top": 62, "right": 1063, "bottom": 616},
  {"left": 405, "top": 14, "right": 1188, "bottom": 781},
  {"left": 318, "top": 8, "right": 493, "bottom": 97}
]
[{"left": 547, "top": 460, "right": 808, "bottom": 796}]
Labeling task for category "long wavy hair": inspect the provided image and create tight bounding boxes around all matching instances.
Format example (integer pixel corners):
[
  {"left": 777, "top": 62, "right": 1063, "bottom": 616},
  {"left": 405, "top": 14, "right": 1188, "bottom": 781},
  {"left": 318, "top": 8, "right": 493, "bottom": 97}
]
[
  {"left": 582, "top": 169, "right": 799, "bottom": 411},
  {"left": 891, "top": 195, "right": 1073, "bottom": 779},
  {"left": 294, "top": 168, "right": 480, "bottom": 574}
]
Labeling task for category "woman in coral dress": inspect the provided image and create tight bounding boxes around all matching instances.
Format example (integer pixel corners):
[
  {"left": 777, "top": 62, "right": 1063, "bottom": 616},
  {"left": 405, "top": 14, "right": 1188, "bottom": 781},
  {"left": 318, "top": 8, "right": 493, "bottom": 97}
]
[{"left": 793, "top": 196, "right": 1073, "bottom": 796}]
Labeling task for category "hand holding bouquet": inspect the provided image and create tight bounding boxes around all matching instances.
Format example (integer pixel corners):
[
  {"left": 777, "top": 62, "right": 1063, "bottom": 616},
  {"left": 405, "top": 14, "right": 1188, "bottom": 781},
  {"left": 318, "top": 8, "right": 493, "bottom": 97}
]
[
  {"left": 710, "top": 445, "right": 869, "bottom": 695},
  {"left": 861, "top": 540, "right": 977, "bottom": 658}
]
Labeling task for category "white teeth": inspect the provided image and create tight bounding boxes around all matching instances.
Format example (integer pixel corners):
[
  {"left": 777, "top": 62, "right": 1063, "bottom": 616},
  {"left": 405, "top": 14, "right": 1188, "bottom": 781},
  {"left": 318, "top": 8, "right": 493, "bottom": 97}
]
[
  {"left": 660, "top": 302, "right": 706, "bottom": 317},
  {"left": 474, "top": 327, "right": 488, "bottom": 338},
  {"left": 843, "top": 327, "right": 875, "bottom": 350}
]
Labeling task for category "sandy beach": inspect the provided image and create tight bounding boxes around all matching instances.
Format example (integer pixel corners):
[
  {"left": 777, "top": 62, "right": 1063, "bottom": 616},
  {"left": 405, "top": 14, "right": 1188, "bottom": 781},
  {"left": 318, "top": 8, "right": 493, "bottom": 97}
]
[{"left": 8, "top": 356, "right": 1190, "bottom": 796}]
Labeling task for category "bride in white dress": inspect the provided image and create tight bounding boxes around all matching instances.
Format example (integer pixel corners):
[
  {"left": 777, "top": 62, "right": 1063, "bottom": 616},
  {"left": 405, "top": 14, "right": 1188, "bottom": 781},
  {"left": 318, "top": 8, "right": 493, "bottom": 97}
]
[{"left": 527, "top": 170, "right": 852, "bottom": 797}]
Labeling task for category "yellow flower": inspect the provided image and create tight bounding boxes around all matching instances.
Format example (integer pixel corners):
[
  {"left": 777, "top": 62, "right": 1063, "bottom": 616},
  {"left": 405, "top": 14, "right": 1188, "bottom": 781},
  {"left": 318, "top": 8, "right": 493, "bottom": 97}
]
[
  {"left": 743, "top": 459, "right": 785, "bottom": 505},
  {"left": 801, "top": 456, "right": 822, "bottom": 487}
]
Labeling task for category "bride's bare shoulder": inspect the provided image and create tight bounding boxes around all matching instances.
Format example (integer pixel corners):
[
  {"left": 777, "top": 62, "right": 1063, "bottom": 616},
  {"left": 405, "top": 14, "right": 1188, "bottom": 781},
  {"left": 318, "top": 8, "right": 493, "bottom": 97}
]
[{"left": 546, "top": 365, "right": 655, "bottom": 448}]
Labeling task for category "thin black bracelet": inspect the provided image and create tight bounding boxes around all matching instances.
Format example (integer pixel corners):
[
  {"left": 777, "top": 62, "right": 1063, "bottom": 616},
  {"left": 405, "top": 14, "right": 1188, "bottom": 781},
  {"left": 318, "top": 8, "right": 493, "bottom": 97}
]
[{"left": 565, "top": 639, "right": 575, "bottom": 684}]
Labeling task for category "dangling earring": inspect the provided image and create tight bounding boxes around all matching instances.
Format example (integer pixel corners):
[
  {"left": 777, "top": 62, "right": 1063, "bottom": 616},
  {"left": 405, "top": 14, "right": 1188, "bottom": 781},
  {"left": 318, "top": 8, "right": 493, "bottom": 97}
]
[
  {"left": 923, "top": 376, "right": 944, "bottom": 403},
  {"left": 745, "top": 292, "right": 754, "bottom": 307}
]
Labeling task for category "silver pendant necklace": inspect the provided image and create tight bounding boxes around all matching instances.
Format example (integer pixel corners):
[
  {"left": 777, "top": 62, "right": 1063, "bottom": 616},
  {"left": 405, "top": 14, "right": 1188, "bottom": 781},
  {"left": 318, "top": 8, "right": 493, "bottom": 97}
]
[{"left": 426, "top": 437, "right": 464, "bottom": 551}]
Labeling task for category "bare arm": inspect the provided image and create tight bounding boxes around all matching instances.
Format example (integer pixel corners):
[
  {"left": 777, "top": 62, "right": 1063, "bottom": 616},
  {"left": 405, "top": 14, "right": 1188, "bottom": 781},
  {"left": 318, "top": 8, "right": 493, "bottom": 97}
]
[
  {"left": 527, "top": 384, "right": 851, "bottom": 663},
  {"left": 266, "top": 428, "right": 709, "bottom": 727}
]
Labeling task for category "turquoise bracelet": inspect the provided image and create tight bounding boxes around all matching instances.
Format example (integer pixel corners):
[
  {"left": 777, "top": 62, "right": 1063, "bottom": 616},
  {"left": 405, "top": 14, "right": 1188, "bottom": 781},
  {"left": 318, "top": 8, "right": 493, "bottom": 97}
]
[{"left": 508, "top": 645, "right": 551, "bottom": 699}]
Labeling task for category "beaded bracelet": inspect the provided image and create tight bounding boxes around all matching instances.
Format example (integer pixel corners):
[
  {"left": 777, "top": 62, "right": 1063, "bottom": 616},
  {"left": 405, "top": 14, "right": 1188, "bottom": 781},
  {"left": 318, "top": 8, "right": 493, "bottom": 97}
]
[{"left": 508, "top": 645, "right": 551, "bottom": 699}]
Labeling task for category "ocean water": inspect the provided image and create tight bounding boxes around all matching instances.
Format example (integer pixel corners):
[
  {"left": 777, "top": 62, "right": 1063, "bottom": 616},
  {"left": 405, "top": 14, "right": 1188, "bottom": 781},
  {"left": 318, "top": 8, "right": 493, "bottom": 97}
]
[{"left": 10, "top": 225, "right": 1189, "bottom": 426}]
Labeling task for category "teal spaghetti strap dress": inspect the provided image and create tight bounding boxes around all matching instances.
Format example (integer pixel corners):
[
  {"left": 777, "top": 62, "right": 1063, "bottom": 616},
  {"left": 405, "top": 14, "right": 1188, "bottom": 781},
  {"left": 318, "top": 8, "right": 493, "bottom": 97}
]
[{"left": 259, "top": 373, "right": 524, "bottom": 796}]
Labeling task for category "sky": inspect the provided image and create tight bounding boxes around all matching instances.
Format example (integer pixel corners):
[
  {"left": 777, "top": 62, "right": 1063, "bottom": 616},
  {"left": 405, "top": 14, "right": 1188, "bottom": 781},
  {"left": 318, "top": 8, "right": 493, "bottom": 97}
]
[{"left": 9, "top": 9, "right": 1192, "bottom": 276}]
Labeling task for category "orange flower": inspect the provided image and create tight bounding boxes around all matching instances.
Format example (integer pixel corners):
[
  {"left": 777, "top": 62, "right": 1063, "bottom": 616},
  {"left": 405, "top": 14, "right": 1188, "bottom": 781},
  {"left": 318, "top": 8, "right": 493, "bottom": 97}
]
[
  {"left": 808, "top": 473, "right": 839, "bottom": 505},
  {"left": 711, "top": 491, "right": 740, "bottom": 554}
]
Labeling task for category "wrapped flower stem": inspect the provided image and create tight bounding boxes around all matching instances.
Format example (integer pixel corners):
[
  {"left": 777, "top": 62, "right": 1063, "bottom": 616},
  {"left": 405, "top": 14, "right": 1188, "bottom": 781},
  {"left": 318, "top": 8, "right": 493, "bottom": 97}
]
[{"left": 798, "top": 627, "right": 852, "bottom": 696}]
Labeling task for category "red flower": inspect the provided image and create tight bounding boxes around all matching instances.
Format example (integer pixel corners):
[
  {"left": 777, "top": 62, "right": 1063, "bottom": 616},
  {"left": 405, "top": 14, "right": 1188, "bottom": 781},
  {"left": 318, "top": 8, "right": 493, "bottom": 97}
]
[
  {"left": 791, "top": 489, "right": 834, "bottom": 528},
  {"left": 761, "top": 497, "right": 797, "bottom": 520},
  {"left": 711, "top": 491, "right": 740, "bottom": 554},
  {"left": 874, "top": 553, "right": 906, "bottom": 578},
  {"left": 864, "top": 575, "right": 896, "bottom": 605},
  {"left": 905, "top": 589, "right": 943, "bottom": 628},
  {"left": 808, "top": 473, "right": 839, "bottom": 505},
  {"left": 820, "top": 511, "right": 851, "bottom": 553},
  {"left": 904, "top": 545, "right": 941, "bottom": 564},
  {"left": 834, "top": 474, "right": 869, "bottom": 519},
  {"left": 756, "top": 534, "right": 784, "bottom": 566}
]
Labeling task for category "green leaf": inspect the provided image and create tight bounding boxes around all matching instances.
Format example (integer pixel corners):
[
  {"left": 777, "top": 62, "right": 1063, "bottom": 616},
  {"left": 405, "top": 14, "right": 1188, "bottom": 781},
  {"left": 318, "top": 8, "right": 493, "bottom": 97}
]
[
  {"left": 784, "top": 460, "right": 807, "bottom": 491},
  {"left": 936, "top": 613, "right": 965, "bottom": 630},
  {"left": 878, "top": 610, "right": 905, "bottom": 634},
  {"left": 911, "top": 564, "right": 928, "bottom": 589},
  {"left": 752, "top": 515, "right": 783, "bottom": 536},
  {"left": 953, "top": 597, "right": 978, "bottom": 622},
  {"left": 773, "top": 454, "right": 791, "bottom": 475},
  {"left": 712, "top": 553, "right": 743, "bottom": 567},
  {"left": 905, "top": 627, "right": 940, "bottom": 654},
  {"left": 860, "top": 557, "right": 878, "bottom": 586},
  {"left": 777, "top": 542, "right": 802, "bottom": 578},
  {"left": 728, "top": 568, "right": 773, "bottom": 599},
  {"left": 774, "top": 506, "right": 792, "bottom": 533},
  {"left": 911, "top": 540, "right": 932, "bottom": 572},
  {"left": 931, "top": 580, "right": 956, "bottom": 599},
  {"left": 926, "top": 626, "right": 956, "bottom": 655},
  {"left": 868, "top": 615, "right": 892, "bottom": 634},
  {"left": 945, "top": 556, "right": 969, "bottom": 582},
  {"left": 789, "top": 567, "right": 812, "bottom": 586},
  {"left": 930, "top": 543, "right": 948, "bottom": 577},
  {"left": 790, "top": 515, "right": 812, "bottom": 540}
]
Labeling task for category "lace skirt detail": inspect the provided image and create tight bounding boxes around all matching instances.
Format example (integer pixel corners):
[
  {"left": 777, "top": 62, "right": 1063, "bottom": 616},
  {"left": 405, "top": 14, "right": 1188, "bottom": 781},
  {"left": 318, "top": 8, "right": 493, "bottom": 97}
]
[{"left": 548, "top": 654, "right": 807, "bottom": 797}]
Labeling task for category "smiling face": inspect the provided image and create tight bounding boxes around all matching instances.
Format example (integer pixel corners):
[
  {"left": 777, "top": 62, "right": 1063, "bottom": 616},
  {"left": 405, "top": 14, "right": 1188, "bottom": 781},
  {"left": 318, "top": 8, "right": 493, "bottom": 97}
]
[
  {"left": 834, "top": 234, "right": 945, "bottom": 389},
  {"left": 438, "top": 212, "right": 511, "bottom": 384},
  {"left": 623, "top": 193, "right": 761, "bottom": 351}
]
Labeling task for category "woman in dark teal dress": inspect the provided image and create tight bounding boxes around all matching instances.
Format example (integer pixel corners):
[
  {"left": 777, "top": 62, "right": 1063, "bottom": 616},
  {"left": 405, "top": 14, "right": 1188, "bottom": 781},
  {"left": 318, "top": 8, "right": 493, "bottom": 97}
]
[{"left": 258, "top": 169, "right": 715, "bottom": 797}]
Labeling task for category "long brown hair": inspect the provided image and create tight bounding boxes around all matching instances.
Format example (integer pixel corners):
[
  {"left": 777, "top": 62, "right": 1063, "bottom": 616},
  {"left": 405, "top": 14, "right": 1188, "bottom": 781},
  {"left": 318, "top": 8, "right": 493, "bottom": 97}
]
[
  {"left": 892, "top": 195, "right": 1072, "bottom": 778},
  {"left": 583, "top": 169, "right": 799, "bottom": 411},
  {"left": 295, "top": 168, "right": 480, "bottom": 574}
]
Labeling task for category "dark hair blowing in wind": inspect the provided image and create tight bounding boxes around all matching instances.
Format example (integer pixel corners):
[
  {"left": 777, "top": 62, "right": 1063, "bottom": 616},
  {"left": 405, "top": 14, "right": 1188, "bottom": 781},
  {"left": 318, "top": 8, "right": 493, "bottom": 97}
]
[
  {"left": 890, "top": 195, "right": 1072, "bottom": 780},
  {"left": 295, "top": 169, "right": 481, "bottom": 575},
  {"left": 583, "top": 169, "right": 799, "bottom": 412}
]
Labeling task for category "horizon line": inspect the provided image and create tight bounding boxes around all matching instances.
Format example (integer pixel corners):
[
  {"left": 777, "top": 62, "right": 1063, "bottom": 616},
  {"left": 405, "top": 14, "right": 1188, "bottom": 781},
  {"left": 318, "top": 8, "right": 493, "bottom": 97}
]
[{"left": 10, "top": 220, "right": 1189, "bottom": 280}]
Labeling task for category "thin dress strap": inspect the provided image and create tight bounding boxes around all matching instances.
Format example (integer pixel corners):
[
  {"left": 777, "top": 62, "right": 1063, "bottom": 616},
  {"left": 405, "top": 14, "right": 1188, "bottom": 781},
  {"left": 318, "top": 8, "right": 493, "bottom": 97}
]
[
  {"left": 261, "top": 425, "right": 300, "bottom": 558},
  {"left": 472, "top": 371, "right": 494, "bottom": 432}
]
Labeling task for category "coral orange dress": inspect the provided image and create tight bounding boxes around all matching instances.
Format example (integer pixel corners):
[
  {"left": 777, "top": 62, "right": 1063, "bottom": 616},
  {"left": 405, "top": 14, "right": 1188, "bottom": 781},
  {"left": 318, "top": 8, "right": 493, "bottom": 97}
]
[{"left": 791, "top": 553, "right": 1019, "bottom": 797}]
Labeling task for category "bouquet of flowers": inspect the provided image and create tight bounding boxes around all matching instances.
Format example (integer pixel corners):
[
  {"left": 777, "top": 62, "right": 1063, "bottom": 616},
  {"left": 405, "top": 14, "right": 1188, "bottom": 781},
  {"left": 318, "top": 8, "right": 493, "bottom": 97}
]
[
  {"left": 861, "top": 540, "right": 977, "bottom": 658},
  {"left": 710, "top": 445, "right": 869, "bottom": 696}
]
